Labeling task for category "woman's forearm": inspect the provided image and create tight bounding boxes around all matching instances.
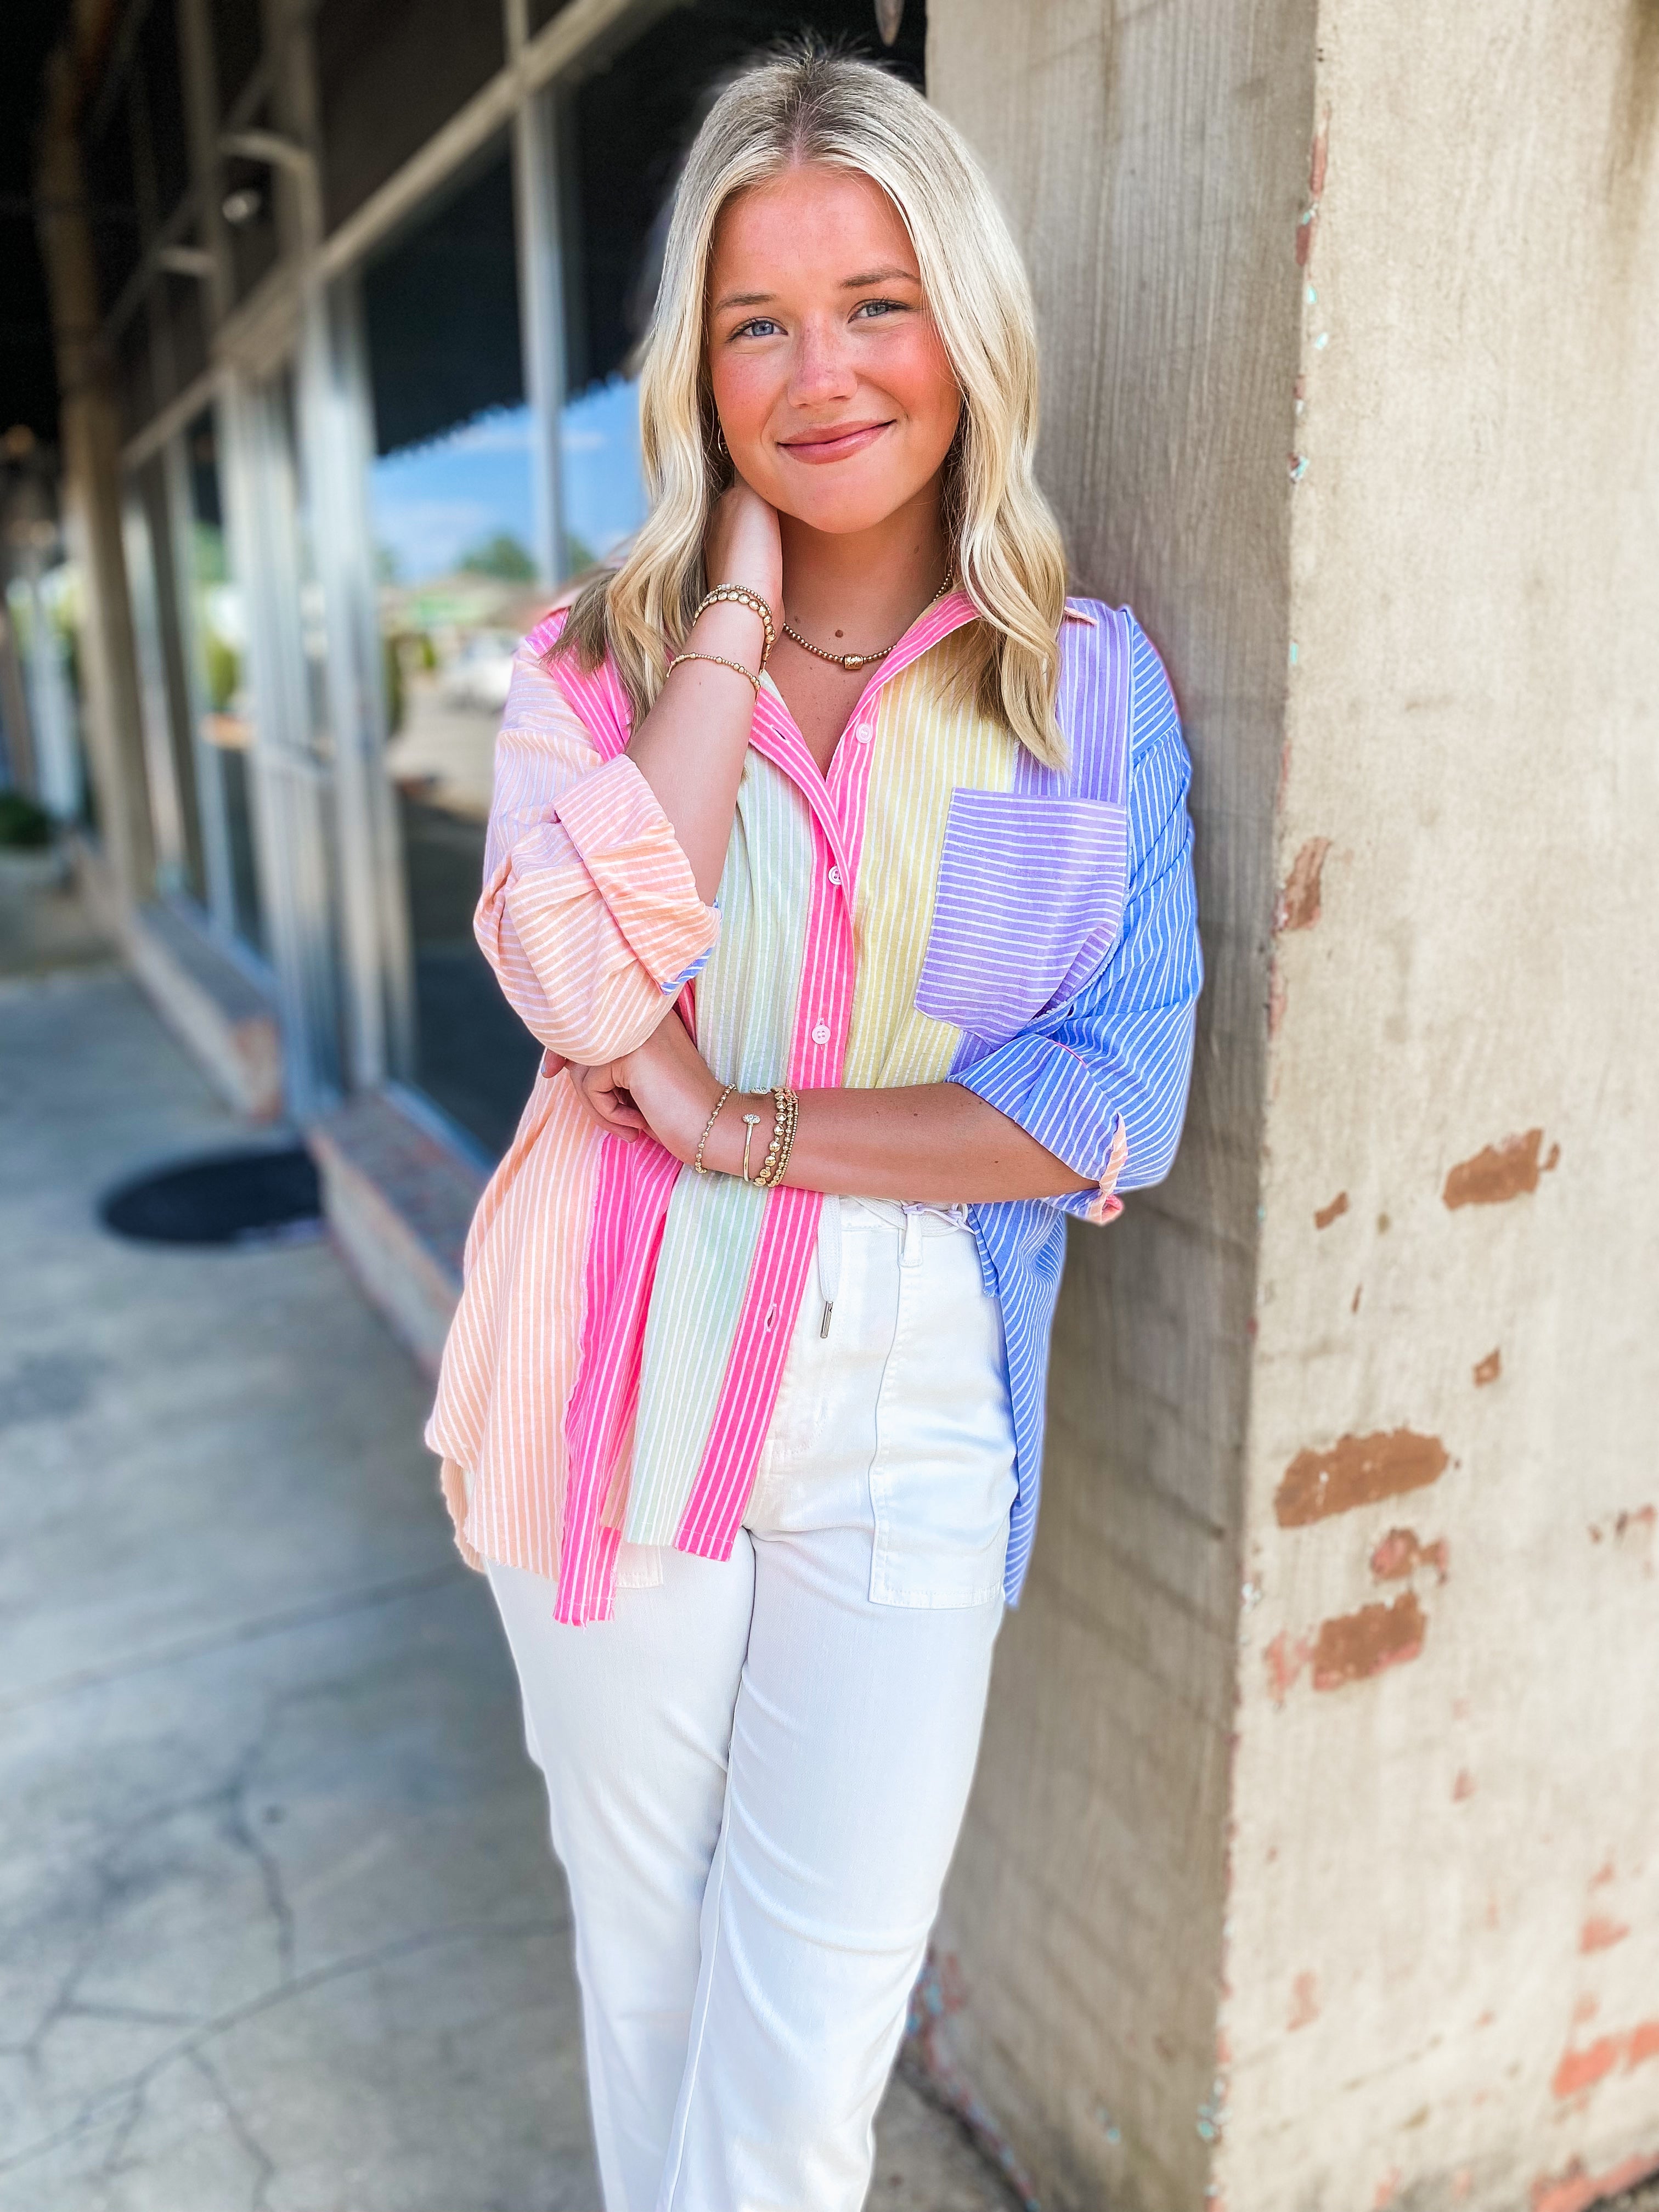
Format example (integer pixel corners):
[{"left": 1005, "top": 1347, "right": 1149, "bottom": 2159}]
[
  {"left": 625, "top": 605, "right": 766, "bottom": 905},
  {"left": 699, "top": 1079, "right": 1093, "bottom": 1204}
]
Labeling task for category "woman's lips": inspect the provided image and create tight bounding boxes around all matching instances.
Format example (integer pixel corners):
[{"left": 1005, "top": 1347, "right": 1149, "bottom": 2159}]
[{"left": 778, "top": 421, "right": 891, "bottom": 465}]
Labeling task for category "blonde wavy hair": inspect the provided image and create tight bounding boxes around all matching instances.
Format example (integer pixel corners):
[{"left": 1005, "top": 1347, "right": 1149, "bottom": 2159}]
[{"left": 557, "top": 40, "right": 1070, "bottom": 766}]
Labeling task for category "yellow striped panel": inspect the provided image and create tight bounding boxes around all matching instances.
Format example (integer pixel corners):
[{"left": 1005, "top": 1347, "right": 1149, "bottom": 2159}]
[{"left": 843, "top": 632, "right": 1018, "bottom": 1091}]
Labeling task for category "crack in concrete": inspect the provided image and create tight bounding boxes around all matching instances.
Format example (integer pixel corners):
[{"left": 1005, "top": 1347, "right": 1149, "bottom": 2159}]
[
  {"left": 0, "top": 1563, "right": 466, "bottom": 1719},
  {"left": 93, "top": 2075, "right": 148, "bottom": 2182},
  {"left": 0, "top": 1916, "right": 570, "bottom": 2181},
  {"left": 8, "top": 1699, "right": 301, "bottom": 2075},
  {"left": 188, "top": 2049, "right": 277, "bottom": 2212}
]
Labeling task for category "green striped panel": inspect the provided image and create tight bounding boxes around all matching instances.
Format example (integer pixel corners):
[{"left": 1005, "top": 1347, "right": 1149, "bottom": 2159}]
[{"left": 624, "top": 751, "right": 816, "bottom": 1543}]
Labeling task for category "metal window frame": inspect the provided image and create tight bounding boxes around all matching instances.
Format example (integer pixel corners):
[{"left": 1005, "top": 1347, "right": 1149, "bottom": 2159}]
[{"left": 115, "top": 0, "right": 667, "bottom": 1134}]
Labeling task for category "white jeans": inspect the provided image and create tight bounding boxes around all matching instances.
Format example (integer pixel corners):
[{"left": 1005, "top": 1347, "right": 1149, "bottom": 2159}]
[{"left": 487, "top": 1199, "right": 1016, "bottom": 2212}]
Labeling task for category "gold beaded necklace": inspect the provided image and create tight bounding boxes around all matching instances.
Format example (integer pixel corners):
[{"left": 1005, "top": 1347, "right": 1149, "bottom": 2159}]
[{"left": 780, "top": 575, "right": 952, "bottom": 673}]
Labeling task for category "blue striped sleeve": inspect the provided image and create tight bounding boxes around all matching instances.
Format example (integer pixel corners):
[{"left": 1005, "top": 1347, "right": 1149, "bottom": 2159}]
[{"left": 955, "top": 618, "right": 1201, "bottom": 1213}]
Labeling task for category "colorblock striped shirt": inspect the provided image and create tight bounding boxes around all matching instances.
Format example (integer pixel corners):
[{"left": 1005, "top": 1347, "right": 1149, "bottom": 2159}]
[{"left": 426, "top": 590, "right": 1200, "bottom": 1624}]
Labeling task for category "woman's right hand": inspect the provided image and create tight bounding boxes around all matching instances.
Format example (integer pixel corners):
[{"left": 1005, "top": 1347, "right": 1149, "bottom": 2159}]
[{"left": 703, "top": 480, "right": 783, "bottom": 626}]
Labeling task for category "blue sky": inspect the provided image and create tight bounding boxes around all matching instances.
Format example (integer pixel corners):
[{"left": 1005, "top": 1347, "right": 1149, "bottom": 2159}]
[{"left": 369, "top": 380, "right": 647, "bottom": 583}]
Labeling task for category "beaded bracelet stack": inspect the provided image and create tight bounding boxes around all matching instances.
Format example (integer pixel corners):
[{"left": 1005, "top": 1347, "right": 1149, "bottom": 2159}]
[
  {"left": 746, "top": 1086, "right": 799, "bottom": 1189},
  {"left": 698, "top": 583, "right": 775, "bottom": 666},
  {"left": 691, "top": 1081, "right": 799, "bottom": 1189},
  {"left": 663, "top": 583, "right": 776, "bottom": 698}
]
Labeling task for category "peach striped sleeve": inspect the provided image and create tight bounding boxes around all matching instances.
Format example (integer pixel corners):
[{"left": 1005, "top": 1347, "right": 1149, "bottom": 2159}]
[{"left": 476, "top": 642, "right": 719, "bottom": 1066}]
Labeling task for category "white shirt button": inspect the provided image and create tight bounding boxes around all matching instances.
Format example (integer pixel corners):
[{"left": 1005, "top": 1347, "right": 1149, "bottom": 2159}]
[
  {"left": 811, "top": 1023, "right": 831, "bottom": 1046},
  {"left": 827, "top": 866, "right": 842, "bottom": 886},
  {"left": 856, "top": 721, "right": 873, "bottom": 743}
]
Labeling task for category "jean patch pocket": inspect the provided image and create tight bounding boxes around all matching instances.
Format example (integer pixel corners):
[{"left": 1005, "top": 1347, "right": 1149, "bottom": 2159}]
[
  {"left": 868, "top": 1229, "right": 1017, "bottom": 1609},
  {"left": 914, "top": 790, "right": 1130, "bottom": 1046}
]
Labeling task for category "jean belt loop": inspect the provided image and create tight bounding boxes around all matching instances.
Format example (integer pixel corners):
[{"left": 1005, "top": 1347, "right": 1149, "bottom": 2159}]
[{"left": 900, "top": 1203, "right": 924, "bottom": 1271}]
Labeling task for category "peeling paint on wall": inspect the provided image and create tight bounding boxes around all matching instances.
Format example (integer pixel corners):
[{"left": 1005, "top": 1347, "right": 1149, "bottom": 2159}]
[
  {"left": 1275, "top": 1429, "right": 1449, "bottom": 1526},
  {"left": 1442, "top": 1128, "right": 1561, "bottom": 1208},
  {"left": 1550, "top": 2019, "right": 1659, "bottom": 2099},
  {"left": 1310, "top": 1593, "right": 1426, "bottom": 1690},
  {"left": 1579, "top": 1915, "right": 1630, "bottom": 1952},
  {"left": 1473, "top": 1348, "right": 1502, "bottom": 1386},
  {"left": 1263, "top": 1629, "right": 1314, "bottom": 1707},
  {"left": 1314, "top": 1189, "right": 1348, "bottom": 1229},
  {"left": 1533, "top": 2150, "right": 1659, "bottom": 2212},
  {"left": 1369, "top": 1527, "right": 1449, "bottom": 1583},
  {"left": 1274, "top": 836, "right": 1331, "bottom": 931},
  {"left": 1288, "top": 1971, "right": 1319, "bottom": 2029}
]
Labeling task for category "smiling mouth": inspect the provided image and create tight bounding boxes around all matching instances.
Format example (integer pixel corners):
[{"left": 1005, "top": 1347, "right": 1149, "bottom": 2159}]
[{"left": 778, "top": 421, "right": 892, "bottom": 464}]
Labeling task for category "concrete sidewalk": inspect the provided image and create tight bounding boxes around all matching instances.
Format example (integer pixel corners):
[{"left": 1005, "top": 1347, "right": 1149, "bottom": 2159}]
[{"left": 0, "top": 957, "right": 1012, "bottom": 2211}]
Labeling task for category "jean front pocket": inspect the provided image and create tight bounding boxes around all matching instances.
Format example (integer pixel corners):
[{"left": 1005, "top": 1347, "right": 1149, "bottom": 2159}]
[
  {"left": 914, "top": 789, "right": 1130, "bottom": 1046},
  {"left": 868, "top": 1226, "right": 1017, "bottom": 1609}
]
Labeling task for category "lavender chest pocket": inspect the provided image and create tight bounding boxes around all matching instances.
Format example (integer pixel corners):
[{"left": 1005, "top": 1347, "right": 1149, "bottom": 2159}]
[{"left": 914, "top": 789, "right": 1130, "bottom": 1046}]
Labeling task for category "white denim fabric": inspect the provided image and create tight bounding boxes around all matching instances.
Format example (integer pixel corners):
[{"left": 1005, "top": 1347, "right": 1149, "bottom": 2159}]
[{"left": 485, "top": 1197, "right": 1014, "bottom": 2212}]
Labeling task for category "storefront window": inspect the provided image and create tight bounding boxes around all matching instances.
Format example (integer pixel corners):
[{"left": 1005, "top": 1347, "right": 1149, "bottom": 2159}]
[
  {"left": 5, "top": 561, "right": 88, "bottom": 825},
  {"left": 184, "top": 409, "right": 265, "bottom": 953},
  {"left": 362, "top": 144, "right": 544, "bottom": 1155},
  {"left": 126, "top": 456, "right": 207, "bottom": 901}
]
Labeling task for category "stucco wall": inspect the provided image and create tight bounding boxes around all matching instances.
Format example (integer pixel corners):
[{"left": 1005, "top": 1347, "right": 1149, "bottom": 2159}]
[
  {"left": 926, "top": 4, "right": 1311, "bottom": 2205},
  {"left": 1224, "top": 3, "right": 1659, "bottom": 2206},
  {"left": 929, "top": 2, "right": 1659, "bottom": 2208}
]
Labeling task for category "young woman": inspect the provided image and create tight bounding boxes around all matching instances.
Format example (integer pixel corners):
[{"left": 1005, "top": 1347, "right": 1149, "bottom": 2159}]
[{"left": 429, "top": 43, "right": 1200, "bottom": 2212}]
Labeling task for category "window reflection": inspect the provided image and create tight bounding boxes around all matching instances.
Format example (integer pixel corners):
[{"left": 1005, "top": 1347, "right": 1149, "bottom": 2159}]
[
  {"left": 363, "top": 148, "right": 545, "bottom": 1156},
  {"left": 184, "top": 409, "right": 264, "bottom": 953}
]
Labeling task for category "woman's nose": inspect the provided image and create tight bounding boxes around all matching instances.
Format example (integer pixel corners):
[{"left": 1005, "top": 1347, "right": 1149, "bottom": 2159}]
[{"left": 788, "top": 318, "right": 859, "bottom": 407}]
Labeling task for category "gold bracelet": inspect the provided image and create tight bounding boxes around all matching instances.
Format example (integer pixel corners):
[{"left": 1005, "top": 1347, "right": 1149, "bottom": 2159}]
[
  {"left": 696, "top": 584, "right": 776, "bottom": 668},
  {"left": 666, "top": 650, "right": 760, "bottom": 697},
  {"left": 753, "top": 1086, "right": 799, "bottom": 1189},
  {"left": 693, "top": 1084, "right": 735, "bottom": 1175},
  {"left": 740, "top": 1108, "right": 764, "bottom": 1183},
  {"left": 768, "top": 1090, "right": 800, "bottom": 1188}
]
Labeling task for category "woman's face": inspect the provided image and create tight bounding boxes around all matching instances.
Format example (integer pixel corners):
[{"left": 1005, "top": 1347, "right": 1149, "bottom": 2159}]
[{"left": 706, "top": 164, "right": 962, "bottom": 536}]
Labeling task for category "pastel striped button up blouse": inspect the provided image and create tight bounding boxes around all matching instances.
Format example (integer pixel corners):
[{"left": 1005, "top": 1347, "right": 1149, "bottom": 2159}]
[{"left": 426, "top": 589, "right": 1200, "bottom": 1624}]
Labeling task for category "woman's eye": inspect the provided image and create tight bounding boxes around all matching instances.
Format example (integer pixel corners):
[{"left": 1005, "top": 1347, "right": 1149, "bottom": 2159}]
[
  {"left": 733, "top": 317, "right": 782, "bottom": 339},
  {"left": 851, "top": 298, "right": 906, "bottom": 320}
]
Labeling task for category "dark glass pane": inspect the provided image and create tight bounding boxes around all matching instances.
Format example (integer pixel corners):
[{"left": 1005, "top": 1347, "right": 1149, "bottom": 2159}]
[
  {"left": 138, "top": 455, "right": 207, "bottom": 902},
  {"left": 85, "top": 93, "right": 141, "bottom": 319},
  {"left": 184, "top": 409, "right": 266, "bottom": 954},
  {"left": 209, "top": 0, "right": 263, "bottom": 116},
  {"left": 219, "top": 749, "right": 263, "bottom": 949},
  {"left": 138, "top": 0, "right": 191, "bottom": 223},
  {"left": 159, "top": 267, "right": 209, "bottom": 400},
  {"left": 527, "top": 0, "right": 578, "bottom": 35},
  {"left": 361, "top": 143, "right": 542, "bottom": 1155},
  {"left": 362, "top": 155, "right": 524, "bottom": 458},
  {"left": 117, "top": 312, "right": 153, "bottom": 438},
  {"left": 315, "top": 0, "right": 505, "bottom": 233}
]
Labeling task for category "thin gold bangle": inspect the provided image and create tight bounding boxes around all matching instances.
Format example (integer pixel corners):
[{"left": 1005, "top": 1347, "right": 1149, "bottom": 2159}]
[
  {"left": 666, "top": 650, "right": 760, "bottom": 697},
  {"left": 740, "top": 1109, "right": 764, "bottom": 1183},
  {"left": 693, "top": 1084, "right": 735, "bottom": 1175}
]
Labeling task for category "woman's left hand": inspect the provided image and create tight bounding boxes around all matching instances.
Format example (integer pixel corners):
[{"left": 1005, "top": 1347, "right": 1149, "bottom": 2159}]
[{"left": 607, "top": 1011, "right": 724, "bottom": 1163}]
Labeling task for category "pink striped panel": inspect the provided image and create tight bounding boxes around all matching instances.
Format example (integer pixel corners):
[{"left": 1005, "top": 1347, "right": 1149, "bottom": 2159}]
[
  {"left": 555, "top": 1126, "right": 684, "bottom": 1622},
  {"left": 674, "top": 592, "right": 980, "bottom": 1558}
]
